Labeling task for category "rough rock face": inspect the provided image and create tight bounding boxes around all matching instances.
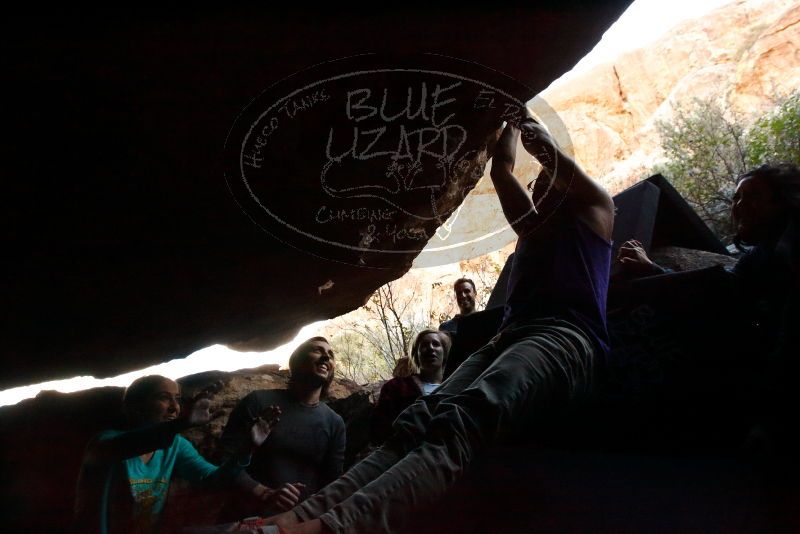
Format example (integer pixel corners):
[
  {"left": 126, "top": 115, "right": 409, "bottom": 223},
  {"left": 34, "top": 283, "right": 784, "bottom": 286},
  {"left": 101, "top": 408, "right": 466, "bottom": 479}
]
[
  {"left": 409, "top": 0, "right": 800, "bottom": 278},
  {"left": 0, "top": 4, "right": 632, "bottom": 389},
  {"left": 650, "top": 246, "right": 739, "bottom": 272},
  {"left": 540, "top": 0, "right": 800, "bottom": 193}
]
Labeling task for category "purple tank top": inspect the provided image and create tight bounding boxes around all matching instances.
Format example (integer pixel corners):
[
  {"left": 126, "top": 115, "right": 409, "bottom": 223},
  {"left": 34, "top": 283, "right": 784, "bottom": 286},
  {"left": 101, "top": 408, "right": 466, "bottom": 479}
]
[{"left": 500, "top": 214, "right": 612, "bottom": 359}]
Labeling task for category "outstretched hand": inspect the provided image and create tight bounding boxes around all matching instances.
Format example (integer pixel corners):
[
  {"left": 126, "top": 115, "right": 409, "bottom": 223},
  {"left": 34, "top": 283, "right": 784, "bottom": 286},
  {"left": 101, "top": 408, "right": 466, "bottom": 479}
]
[
  {"left": 250, "top": 405, "right": 282, "bottom": 448},
  {"left": 182, "top": 381, "right": 226, "bottom": 427}
]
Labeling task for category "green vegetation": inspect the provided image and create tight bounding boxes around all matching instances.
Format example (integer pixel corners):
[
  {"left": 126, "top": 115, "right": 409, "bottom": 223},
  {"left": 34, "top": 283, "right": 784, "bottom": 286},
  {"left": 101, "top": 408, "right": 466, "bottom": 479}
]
[
  {"left": 652, "top": 91, "right": 800, "bottom": 243},
  {"left": 748, "top": 93, "right": 800, "bottom": 168}
]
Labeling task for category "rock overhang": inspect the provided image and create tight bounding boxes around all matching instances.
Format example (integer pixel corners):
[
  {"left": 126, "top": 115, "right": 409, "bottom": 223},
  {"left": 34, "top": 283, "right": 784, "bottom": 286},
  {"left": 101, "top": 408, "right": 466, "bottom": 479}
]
[{"left": 1, "top": 3, "right": 633, "bottom": 389}]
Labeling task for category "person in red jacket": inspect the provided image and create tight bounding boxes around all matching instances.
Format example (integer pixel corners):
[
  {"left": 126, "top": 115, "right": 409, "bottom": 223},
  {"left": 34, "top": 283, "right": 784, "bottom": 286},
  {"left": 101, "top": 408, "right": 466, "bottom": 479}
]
[{"left": 369, "top": 329, "right": 452, "bottom": 445}]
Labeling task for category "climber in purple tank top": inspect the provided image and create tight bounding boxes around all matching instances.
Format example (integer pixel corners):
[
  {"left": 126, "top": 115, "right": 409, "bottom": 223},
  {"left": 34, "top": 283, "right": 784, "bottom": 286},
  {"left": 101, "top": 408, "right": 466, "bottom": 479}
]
[
  {"left": 262, "top": 106, "right": 614, "bottom": 534},
  {"left": 498, "top": 113, "right": 613, "bottom": 361}
]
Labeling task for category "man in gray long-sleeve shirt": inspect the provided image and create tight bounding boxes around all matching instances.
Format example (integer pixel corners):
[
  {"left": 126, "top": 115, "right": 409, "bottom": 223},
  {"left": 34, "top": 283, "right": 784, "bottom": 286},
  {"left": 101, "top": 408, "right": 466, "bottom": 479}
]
[{"left": 218, "top": 337, "right": 346, "bottom": 521}]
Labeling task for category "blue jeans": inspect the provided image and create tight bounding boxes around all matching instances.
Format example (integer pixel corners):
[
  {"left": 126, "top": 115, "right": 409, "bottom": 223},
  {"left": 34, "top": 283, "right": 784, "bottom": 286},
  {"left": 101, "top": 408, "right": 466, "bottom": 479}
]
[{"left": 294, "top": 318, "right": 595, "bottom": 534}]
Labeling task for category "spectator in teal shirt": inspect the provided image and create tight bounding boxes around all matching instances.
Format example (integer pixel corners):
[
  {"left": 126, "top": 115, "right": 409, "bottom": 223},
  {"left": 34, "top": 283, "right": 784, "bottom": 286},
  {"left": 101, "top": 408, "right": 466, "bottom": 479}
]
[{"left": 74, "top": 375, "right": 296, "bottom": 534}]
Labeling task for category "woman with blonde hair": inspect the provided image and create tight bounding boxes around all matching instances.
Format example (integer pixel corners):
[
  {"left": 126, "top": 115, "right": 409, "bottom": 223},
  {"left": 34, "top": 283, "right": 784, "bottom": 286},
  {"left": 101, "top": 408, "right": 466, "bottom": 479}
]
[{"left": 369, "top": 329, "right": 452, "bottom": 445}]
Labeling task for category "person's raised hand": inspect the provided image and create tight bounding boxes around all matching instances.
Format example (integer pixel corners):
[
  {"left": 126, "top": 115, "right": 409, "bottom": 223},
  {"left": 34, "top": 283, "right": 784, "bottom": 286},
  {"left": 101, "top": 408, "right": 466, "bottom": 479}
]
[
  {"left": 491, "top": 122, "right": 519, "bottom": 171},
  {"left": 518, "top": 113, "right": 557, "bottom": 164},
  {"left": 250, "top": 405, "right": 282, "bottom": 448},
  {"left": 182, "top": 381, "right": 226, "bottom": 427}
]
